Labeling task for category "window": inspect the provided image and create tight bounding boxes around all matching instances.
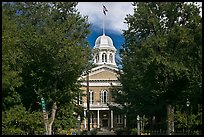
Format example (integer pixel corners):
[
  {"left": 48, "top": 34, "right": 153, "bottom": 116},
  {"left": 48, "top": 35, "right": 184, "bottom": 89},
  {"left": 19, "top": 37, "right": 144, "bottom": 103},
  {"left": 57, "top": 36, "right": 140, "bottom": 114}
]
[
  {"left": 109, "top": 53, "right": 113, "bottom": 63},
  {"left": 100, "top": 90, "right": 108, "bottom": 104},
  {"left": 89, "top": 90, "right": 94, "bottom": 104},
  {"left": 102, "top": 53, "right": 107, "bottom": 62},
  {"left": 78, "top": 93, "right": 83, "bottom": 105},
  {"left": 90, "top": 113, "right": 94, "bottom": 124},
  {"left": 79, "top": 94, "right": 82, "bottom": 105},
  {"left": 95, "top": 54, "right": 99, "bottom": 63},
  {"left": 117, "top": 114, "right": 123, "bottom": 124}
]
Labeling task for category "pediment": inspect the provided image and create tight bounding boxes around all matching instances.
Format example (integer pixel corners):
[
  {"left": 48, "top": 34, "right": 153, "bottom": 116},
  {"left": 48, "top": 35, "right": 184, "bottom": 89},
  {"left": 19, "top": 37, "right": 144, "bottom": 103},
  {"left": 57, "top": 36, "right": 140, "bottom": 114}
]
[
  {"left": 89, "top": 69, "right": 118, "bottom": 80},
  {"left": 79, "top": 65, "right": 120, "bottom": 81}
]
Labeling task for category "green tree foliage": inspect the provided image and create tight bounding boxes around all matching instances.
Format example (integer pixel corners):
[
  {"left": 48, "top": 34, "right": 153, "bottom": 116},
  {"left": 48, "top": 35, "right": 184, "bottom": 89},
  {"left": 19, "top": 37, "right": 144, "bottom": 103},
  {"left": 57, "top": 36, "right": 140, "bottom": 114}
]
[
  {"left": 174, "top": 105, "right": 202, "bottom": 130},
  {"left": 53, "top": 103, "right": 78, "bottom": 134},
  {"left": 2, "top": 3, "right": 24, "bottom": 111},
  {"left": 2, "top": 2, "right": 91, "bottom": 134},
  {"left": 12, "top": 2, "right": 91, "bottom": 110},
  {"left": 114, "top": 2, "right": 202, "bottom": 131},
  {"left": 2, "top": 105, "right": 45, "bottom": 135}
]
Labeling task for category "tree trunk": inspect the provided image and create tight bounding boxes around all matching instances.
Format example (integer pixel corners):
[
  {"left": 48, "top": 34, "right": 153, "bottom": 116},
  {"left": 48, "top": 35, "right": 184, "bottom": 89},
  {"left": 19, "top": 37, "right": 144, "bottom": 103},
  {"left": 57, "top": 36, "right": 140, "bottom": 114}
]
[
  {"left": 47, "top": 123, "right": 52, "bottom": 135},
  {"left": 167, "top": 104, "right": 174, "bottom": 135},
  {"left": 46, "top": 80, "right": 58, "bottom": 135},
  {"left": 47, "top": 102, "right": 57, "bottom": 135},
  {"left": 171, "top": 107, "right": 174, "bottom": 134}
]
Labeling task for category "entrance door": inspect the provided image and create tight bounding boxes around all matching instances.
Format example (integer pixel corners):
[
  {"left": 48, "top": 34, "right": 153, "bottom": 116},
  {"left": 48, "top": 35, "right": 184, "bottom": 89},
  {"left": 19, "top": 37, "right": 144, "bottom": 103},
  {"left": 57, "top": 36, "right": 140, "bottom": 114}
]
[{"left": 102, "top": 119, "right": 108, "bottom": 128}]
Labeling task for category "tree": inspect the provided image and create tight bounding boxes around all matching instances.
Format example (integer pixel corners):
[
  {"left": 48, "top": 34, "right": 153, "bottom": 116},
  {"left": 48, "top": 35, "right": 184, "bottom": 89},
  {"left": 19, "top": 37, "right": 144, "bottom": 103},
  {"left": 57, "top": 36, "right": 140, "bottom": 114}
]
[
  {"left": 2, "top": 2, "right": 24, "bottom": 111},
  {"left": 115, "top": 2, "right": 202, "bottom": 134},
  {"left": 2, "top": 105, "right": 45, "bottom": 135},
  {"left": 2, "top": 4, "right": 45, "bottom": 135},
  {"left": 174, "top": 104, "right": 202, "bottom": 131},
  {"left": 2, "top": 2, "right": 91, "bottom": 134}
]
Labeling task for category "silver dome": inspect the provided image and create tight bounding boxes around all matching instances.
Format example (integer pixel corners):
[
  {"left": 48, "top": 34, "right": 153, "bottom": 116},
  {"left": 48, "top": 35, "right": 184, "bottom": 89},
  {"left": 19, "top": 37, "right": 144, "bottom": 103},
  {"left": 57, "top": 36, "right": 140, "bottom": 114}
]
[{"left": 93, "top": 34, "right": 116, "bottom": 50}]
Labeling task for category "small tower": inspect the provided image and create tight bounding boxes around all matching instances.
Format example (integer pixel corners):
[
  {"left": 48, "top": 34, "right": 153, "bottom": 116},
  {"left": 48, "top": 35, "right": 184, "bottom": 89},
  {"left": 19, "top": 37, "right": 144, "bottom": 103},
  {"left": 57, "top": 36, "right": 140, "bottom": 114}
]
[{"left": 93, "top": 34, "right": 117, "bottom": 67}]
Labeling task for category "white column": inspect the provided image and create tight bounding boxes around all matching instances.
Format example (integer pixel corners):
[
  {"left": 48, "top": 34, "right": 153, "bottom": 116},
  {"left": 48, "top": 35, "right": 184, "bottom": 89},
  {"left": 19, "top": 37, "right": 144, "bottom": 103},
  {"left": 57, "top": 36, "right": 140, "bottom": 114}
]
[
  {"left": 84, "top": 110, "right": 86, "bottom": 129},
  {"left": 99, "top": 52, "right": 102, "bottom": 63},
  {"left": 124, "top": 114, "right": 126, "bottom": 128},
  {"left": 111, "top": 110, "right": 113, "bottom": 130},
  {"left": 137, "top": 115, "right": 140, "bottom": 135},
  {"left": 94, "top": 54, "right": 96, "bottom": 63},
  {"left": 113, "top": 53, "right": 116, "bottom": 64},
  {"left": 84, "top": 118, "right": 86, "bottom": 129},
  {"left": 107, "top": 51, "right": 110, "bottom": 63},
  {"left": 97, "top": 110, "right": 100, "bottom": 128}
]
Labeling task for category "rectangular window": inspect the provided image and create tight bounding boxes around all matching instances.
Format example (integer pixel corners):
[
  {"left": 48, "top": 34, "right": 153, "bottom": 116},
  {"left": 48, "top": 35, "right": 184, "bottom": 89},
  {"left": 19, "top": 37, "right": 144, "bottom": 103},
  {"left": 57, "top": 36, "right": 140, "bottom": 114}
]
[
  {"left": 78, "top": 93, "right": 83, "bottom": 105},
  {"left": 117, "top": 114, "right": 123, "bottom": 124},
  {"left": 79, "top": 95, "right": 82, "bottom": 105},
  {"left": 89, "top": 91, "right": 94, "bottom": 104}
]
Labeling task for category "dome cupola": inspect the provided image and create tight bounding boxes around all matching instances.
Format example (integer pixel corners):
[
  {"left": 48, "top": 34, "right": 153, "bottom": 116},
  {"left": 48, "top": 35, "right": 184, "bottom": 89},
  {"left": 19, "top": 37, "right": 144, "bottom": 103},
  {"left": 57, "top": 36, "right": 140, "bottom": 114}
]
[{"left": 92, "top": 34, "right": 117, "bottom": 67}]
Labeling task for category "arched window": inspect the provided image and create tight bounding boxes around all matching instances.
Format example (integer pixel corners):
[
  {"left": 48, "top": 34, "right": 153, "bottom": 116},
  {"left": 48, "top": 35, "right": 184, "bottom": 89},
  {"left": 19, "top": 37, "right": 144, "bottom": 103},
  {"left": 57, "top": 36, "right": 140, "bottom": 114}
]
[
  {"left": 109, "top": 53, "right": 113, "bottom": 63},
  {"left": 105, "top": 54, "right": 107, "bottom": 62},
  {"left": 100, "top": 90, "right": 108, "bottom": 104},
  {"left": 95, "top": 54, "right": 99, "bottom": 63},
  {"left": 89, "top": 90, "right": 94, "bottom": 104},
  {"left": 102, "top": 53, "right": 107, "bottom": 62}
]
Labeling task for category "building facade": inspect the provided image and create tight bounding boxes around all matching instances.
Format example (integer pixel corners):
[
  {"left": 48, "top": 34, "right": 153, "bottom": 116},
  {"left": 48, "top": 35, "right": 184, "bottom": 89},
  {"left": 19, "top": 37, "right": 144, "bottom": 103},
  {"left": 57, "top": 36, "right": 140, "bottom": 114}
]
[{"left": 79, "top": 34, "right": 126, "bottom": 131}]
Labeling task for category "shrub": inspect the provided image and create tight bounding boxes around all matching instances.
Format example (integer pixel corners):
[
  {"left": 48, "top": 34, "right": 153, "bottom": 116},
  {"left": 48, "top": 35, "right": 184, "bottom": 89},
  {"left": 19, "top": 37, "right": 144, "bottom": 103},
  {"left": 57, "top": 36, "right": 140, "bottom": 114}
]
[
  {"left": 90, "top": 128, "right": 98, "bottom": 135},
  {"left": 115, "top": 128, "right": 130, "bottom": 135},
  {"left": 81, "top": 130, "right": 88, "bottom": 135},
  {"left": 130, "top": 128, "right": 137, "bottom": 135}
]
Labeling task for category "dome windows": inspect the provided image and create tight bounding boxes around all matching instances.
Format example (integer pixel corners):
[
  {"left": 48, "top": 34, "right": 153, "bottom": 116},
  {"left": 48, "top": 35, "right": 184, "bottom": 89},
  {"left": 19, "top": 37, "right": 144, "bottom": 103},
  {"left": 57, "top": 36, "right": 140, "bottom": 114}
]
[
  {"left": 95, "top": 54, "right": 99, "bottom": 63},
  {"left": 109, "top": 53, "right": 113, "bottom": 63},
  {"left": 102, "top": 53, "right": 107, "bottom": 62}
]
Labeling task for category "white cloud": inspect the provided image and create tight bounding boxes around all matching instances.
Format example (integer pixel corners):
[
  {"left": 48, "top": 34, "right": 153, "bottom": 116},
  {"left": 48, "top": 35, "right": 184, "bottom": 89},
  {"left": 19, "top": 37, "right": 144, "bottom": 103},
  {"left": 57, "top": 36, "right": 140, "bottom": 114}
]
[
  {"left": 76, "top": 2, "right": 134, "bottom": 34},
  {"left": 76, "top": 2, "right": 202, "bottom": 34}
]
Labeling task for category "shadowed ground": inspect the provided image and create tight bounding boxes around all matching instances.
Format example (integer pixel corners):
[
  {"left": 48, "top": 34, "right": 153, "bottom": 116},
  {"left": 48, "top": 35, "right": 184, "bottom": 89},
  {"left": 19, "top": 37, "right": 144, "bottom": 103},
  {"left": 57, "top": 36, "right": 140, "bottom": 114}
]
[{"left": 96, "top": 128, "right": 116, "bottom": 135}]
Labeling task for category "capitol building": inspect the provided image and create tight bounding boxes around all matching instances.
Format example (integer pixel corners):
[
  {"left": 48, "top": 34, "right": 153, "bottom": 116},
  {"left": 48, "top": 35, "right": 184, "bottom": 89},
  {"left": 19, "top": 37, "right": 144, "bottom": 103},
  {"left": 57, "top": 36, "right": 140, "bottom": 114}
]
[{"left": 79, "top": 34, "right": 126, "bottom": 131}]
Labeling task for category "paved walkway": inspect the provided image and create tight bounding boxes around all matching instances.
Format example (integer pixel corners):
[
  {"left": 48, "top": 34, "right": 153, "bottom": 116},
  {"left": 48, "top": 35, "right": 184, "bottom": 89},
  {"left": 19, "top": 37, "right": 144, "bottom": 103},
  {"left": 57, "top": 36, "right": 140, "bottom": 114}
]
[{"left": 96, "top": 128, "right": 116, "bottom": 135}]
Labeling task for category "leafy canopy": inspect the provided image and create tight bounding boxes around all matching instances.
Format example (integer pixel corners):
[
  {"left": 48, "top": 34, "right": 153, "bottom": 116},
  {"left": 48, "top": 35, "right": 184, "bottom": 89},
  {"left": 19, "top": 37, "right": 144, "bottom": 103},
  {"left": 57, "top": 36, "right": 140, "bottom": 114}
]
[{"left": 114, "top": 2, "right": 202, "bottom": 128}]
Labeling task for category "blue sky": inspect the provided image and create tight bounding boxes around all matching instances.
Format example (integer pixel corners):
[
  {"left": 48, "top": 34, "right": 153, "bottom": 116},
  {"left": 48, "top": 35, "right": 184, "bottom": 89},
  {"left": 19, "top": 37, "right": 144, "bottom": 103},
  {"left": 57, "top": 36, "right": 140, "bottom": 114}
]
[
  {"left": 76, "top": 2, "right": 202, "bottom": 64},
  {"left": 76, "top": 2, "right": 134, "bottom": 64},
  {"left": 76, "top": 2, "right": 134, "bottom": 50}
]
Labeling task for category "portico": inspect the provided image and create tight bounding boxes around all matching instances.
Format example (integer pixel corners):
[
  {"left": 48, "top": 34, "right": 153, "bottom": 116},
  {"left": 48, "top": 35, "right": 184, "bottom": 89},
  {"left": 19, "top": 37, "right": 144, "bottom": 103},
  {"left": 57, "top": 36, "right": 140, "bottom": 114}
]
[{"left": 82, "top": 102, "right": 115, "bottom": 130}]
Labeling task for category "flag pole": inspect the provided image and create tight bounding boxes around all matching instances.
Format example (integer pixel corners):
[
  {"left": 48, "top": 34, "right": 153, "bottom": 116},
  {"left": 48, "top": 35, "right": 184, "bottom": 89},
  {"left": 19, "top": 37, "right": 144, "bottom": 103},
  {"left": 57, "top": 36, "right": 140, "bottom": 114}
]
[
  {"left": 102, "top": 4, "right": 108, "bottom": 35},
  {"left": 103, "top": 5, "right": 105, "bottom": 35}
]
